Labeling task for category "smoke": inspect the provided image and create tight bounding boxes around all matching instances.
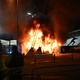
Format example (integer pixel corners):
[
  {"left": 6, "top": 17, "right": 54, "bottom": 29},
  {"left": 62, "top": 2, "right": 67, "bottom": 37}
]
[
  {"left": 0, "top": 0, "right": 16, "bottom": 34},
  {"left": 0, "top": 0, "right": 31, "bottom": 36},
  {"left": 50, "top": 0, "right": 80, "bottom": 44},
  {"left": 5, "top": 0, "right": 17, "bottom": 34},
  {"left": 0, "top": 0, "right": 80, "bottom": 43}
]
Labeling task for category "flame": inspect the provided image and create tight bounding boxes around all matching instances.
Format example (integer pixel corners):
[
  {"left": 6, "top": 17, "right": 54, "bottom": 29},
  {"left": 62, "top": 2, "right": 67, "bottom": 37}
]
[{"left": 21, "top": 21, "right": 62, "bottom": 55}]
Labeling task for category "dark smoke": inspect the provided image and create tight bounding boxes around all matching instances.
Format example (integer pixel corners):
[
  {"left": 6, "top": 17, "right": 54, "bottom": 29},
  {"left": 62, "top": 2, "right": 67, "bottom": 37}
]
[
  {"left": 0, "top": 0, "right": 80, "bottom": 44},
  {"left": 0, "top": 0, "right": 30, "bottom": 36},
  {"left": 0, "top": 0, "right": 16, "bottom": 34},
  {"left": 5, "top": 0, "right": 17, "bottom": 34},
  {"left": 50, "top": 0, "right": 80, "bottom": 44}
]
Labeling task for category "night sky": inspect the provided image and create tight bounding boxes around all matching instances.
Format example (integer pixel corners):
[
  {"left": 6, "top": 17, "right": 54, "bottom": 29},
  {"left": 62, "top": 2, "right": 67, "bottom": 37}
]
[{"left": 0, "top": 0, "right": 80, "bottom": 44}]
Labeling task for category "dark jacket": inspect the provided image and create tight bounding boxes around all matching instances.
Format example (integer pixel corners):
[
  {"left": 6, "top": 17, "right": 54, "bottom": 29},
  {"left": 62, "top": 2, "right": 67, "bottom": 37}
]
[{"left": 5, "top": 51, "right": 24, "bottom": 68}]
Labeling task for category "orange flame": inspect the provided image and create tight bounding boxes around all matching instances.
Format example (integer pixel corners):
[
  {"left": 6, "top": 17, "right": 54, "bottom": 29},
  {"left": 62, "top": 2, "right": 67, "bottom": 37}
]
[{"left": 21, "top": 21, "right": 62, "bottom": 55}]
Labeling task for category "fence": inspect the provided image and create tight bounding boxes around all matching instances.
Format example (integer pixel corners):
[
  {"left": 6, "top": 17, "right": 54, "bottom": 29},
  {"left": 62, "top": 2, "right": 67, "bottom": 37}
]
[
  {"left": 1, "top": 63, "right": 80, "bottom": 80},
  {"left": 31, "top": 63, "right": 80, "bottom": 80},
  {"left": 33, "top": 53, "right": 80, "bottom": 64}
]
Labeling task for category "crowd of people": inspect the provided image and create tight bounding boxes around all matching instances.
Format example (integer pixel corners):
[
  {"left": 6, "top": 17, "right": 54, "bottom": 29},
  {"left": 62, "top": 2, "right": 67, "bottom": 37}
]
[{"left": 0, "top": 42, "right": 24, "bottom": 80}]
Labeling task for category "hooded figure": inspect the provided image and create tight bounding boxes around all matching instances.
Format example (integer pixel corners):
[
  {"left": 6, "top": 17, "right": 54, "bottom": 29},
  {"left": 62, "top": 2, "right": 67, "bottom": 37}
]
[
  {"left": 5, "top": 45, "right": 24, "bottom": 80},
  {"left": 5, "top": 45, "right": 24, "bottom": 68}
]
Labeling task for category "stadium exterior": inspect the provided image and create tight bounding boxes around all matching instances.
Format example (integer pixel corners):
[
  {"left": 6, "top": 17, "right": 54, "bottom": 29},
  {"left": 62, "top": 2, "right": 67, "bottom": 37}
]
[{"left": 61, "top": 29, "right": 80, "bottom": 53}]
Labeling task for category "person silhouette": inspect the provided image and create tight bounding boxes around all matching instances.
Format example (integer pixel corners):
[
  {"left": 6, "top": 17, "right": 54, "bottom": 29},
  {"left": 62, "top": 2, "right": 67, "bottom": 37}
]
[
  {"left": 5, "top": 45, "right": 24, "bottom": 80},
  {"left": 0, "top": 41, "right": 7, "bottom": 80}
]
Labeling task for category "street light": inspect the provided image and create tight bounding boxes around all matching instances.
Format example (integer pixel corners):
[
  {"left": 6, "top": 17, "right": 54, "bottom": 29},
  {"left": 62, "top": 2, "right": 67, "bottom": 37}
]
[{"left": 27, "top": 12, "right": 32, "bottom": 15}]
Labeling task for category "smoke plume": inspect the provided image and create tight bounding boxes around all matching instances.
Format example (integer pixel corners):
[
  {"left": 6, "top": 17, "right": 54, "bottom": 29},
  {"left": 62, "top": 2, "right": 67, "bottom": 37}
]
[
  {"left": 50, "top": 0, "right": 80, "bottom": 44},
  {"left": 0, "top": 0, "right": 30, "bottom": 36}
]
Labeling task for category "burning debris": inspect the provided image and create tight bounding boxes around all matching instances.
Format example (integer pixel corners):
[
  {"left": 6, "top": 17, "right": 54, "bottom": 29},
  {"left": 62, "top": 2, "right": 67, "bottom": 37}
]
[
  {"left": 19, "top": 20, "right": 61, "bottom": 55},
  {"left": 26, "top": 47, "right": 35, "bottom": 57},
  {"left": 35, "top": 47, "right": 42, "bottom": 54}
]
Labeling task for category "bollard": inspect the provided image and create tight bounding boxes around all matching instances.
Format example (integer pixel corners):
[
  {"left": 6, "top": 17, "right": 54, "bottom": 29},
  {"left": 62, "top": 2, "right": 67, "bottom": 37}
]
[
  {"left": 71, "top": 53, "right": 73, "bottom": 61},
  {"left": 34, "top": 57, "right": 36, "bottom": 64},
  {"left": 53, "top": 54, "right": 55, "bottom": 62}
]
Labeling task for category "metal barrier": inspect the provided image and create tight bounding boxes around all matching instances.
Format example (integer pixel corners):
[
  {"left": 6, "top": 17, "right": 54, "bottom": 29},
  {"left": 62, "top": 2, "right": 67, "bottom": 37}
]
[
  {"left": 1, "top": 63, "right": 80, "bottom": 80},
  {"left": 31, "top": 63, "right": 80, "bottom": 80},
  {"left": 0, "top": 68, "right": 41, "bottom": 80}
]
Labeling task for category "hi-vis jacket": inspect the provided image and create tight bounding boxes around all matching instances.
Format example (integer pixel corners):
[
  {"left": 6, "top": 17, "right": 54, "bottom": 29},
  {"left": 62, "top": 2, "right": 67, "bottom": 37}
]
[{"left": 0, "top": 56, "right": 8, "bottom": 80}]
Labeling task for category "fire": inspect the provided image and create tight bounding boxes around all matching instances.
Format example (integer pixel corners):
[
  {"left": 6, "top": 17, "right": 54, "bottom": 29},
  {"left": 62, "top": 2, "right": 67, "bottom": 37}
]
[{"left": 21, "top": 21, "right": 62, "bottom": 55}]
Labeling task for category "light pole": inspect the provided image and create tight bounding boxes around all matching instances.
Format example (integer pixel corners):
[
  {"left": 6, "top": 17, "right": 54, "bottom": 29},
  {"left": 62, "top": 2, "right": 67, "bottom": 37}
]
[{"left": 16, "top": 0, "right": 19, "bottom": 46}]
